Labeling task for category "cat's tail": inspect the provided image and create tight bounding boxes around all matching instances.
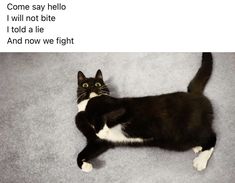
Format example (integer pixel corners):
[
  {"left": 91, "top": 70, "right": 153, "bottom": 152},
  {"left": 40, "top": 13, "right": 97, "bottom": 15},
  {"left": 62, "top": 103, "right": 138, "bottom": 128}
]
[{"left": 187, "top": 53, "right": 213, "bottom": 95}]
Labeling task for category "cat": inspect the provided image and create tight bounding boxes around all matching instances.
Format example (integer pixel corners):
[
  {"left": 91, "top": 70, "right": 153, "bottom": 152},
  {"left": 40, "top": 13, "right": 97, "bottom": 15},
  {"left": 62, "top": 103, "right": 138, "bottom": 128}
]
[{"left": 75, "top": 53, "right": 216, "bottom": 173}]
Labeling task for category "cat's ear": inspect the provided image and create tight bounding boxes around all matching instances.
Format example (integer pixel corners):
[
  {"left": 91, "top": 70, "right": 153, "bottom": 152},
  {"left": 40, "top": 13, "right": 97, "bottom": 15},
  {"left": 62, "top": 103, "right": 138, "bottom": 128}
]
[
  {"left": 95, "top": 69, "right": 103, "bottom": 80},
  {"left": 77, "top": 71, "right": 86, "bottom": 83}
]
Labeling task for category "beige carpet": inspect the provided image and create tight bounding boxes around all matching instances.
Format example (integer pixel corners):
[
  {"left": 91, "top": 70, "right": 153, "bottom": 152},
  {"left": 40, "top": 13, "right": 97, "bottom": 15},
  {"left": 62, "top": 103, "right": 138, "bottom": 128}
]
[{"left": 0, "top": 53, "right": 234, "bottom": 183}]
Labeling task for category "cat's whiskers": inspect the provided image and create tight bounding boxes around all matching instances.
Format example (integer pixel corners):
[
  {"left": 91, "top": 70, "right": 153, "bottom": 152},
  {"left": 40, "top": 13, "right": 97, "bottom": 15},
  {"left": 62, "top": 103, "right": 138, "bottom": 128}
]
[
  {"left": 100, "top": 84, "right": 109, "bottom": 89},
  {"left": 101, "top": 86, "right": 108, "bottom": 90},
  {"left": 99, "top": 91, "right": 109, "bottom": 95},
  {"left": 77, "top": 88, "right": 86, "bottom": 92},
  {"left": 103, "top": 83, "right": 110, "bottom": 86},
  {"left": 77, "top": 92, "right": 86, "bottom": 100},
  {"left": 100, "top": 87, "right": 108, "bottom": 91}
]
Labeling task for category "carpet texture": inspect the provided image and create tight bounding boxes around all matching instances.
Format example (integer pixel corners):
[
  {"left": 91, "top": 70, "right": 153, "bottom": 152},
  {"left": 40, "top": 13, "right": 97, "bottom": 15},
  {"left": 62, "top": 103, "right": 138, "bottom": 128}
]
[{"left": 0, "top": 53, "right": 234, "bottom": 183}]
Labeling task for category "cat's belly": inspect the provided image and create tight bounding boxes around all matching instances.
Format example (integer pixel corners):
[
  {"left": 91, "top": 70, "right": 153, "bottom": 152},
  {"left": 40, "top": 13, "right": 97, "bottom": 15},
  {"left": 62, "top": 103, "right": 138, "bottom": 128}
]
[{"left": 96, "top": 124, "right": 144, "bottom": 143}]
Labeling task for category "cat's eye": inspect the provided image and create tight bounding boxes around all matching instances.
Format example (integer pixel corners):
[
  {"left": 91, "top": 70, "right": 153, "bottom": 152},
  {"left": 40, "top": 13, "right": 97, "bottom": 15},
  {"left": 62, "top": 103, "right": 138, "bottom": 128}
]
[
  {"left": 95, "top": 82, "right": 102, "bottom": 87},
  {"left": 82, "top": 83, "right": 89, "bottom": 88}
]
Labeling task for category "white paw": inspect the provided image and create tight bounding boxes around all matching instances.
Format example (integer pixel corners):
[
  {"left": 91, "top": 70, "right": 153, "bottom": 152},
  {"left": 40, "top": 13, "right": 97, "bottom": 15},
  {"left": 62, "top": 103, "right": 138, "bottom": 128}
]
[
  {"left": 193, "top": 156, "right": 207, "bottom": 171},
  {"left": 193, "top": 148, "right": 214, "bottom": 171},
  {"left": 81, "top": 162, "right": 93, "bottom": 172},
  {"left": 193, "top": 146, "right": 202, "bottom": 154}
]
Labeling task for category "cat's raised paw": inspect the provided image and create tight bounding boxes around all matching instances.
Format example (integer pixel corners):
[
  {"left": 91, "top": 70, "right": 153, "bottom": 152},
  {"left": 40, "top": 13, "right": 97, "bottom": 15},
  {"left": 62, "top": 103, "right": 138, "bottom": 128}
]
[{"left": 81, "top": 162, "right": 93, "bottom": 172}]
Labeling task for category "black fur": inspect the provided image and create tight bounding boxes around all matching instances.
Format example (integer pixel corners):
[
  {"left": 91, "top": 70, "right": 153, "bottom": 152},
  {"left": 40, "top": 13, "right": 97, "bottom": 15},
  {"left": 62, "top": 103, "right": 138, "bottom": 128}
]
[
  {"left": 188, "top": 53, "right": 213, "bottom": 94},
  {"left": 75, "top": 53, "right": 216, "bottom": 170}
]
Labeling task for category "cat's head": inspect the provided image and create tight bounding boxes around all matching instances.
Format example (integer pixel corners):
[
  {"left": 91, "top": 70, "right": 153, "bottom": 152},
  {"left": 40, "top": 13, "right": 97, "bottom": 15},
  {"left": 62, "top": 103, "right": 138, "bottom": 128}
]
[{"left": 77, "top": 70, "right": 110, "bottom": 103}]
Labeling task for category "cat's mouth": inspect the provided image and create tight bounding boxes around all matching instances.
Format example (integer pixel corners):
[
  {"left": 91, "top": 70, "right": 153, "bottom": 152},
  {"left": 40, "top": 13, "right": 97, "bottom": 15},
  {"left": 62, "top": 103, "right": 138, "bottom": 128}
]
[
  {"left": 89, "top": 92, "right": 99, "bottom": 99},
  {"left": 89, "top": 91, "right": 109, "bottom": 99}
]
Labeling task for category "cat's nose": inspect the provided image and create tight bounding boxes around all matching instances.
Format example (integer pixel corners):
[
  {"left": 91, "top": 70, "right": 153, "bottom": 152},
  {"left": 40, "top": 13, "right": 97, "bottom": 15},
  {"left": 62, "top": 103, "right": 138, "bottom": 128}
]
[
  {"left": 90, "top": 86, "right": 96, "bottom": 90},
  {"left": 91, "top": 87, "right": 98, "bottom": 92}
]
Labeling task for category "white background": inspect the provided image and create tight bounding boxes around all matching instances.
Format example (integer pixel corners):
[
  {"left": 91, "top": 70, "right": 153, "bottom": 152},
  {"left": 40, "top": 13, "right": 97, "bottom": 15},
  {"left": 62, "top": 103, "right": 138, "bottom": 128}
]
[{"left": 0, "top": 0, "right": 235, "bottom": 52}]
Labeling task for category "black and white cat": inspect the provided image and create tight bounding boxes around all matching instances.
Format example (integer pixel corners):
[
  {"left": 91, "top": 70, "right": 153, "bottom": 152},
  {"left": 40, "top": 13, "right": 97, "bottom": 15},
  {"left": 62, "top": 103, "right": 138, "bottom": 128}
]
[{"left": 75, "top": 53, "right": 216, "bottom": 173}]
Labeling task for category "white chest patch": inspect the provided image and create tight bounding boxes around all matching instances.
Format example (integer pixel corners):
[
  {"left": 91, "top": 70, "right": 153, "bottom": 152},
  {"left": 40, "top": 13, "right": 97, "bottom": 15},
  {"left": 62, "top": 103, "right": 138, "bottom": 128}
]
[
  {"left": 77, "top": 99, "right": 89, "bottom": 112},
  {"left": 96, "top": 124, "right": 144, "bottom": 143},
  {"left": 77, "top": 92, "right": 98, "bottom": 112}
]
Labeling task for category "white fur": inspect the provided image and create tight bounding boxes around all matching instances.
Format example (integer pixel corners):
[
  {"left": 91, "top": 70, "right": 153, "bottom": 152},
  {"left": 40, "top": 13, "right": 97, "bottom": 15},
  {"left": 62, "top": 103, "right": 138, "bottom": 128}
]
[
  {"left": 89, "top": 92, "right": 98, "bottom": 98},
  {"left": 77, "top": 99, "right": 89, "bottom": 112},
  {"left": 193, "top": 147, "right": 214, "bottom": 171},
  {"left": 96, "top": 124, "right": 110, "bottom": 139},
  {"left": 97, "top": 124, "right": 144, "bottom": 143},
  {"left": 77, "top": 92, "right": 98, "bottom": 112},
  {"left": 192, "top": 146, "right": 202, "bottom": 154},
  {"left": 81, "top": 162, "right": 93, "bottom": 172}
]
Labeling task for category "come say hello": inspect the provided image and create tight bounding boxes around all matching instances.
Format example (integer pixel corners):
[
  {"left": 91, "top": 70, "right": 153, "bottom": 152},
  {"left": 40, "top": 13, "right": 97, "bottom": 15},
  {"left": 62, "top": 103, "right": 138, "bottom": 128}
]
[{"left": 7, "top": 3, "right": 66, "bottom": 12}]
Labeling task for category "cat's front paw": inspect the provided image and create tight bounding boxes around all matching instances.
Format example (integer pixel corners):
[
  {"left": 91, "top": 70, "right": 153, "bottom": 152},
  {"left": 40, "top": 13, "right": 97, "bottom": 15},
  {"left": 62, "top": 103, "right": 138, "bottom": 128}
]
[{"left": 81, "top": 162, "right": 93, "bottom": 172}]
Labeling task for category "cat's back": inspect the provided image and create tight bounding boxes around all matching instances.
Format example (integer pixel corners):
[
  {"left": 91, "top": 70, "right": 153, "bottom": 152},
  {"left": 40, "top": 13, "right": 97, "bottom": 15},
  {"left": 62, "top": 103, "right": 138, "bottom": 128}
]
[
  {"left": 85, "top": 92, "right": 212, "bottom": 116},
  {"left": 122, "top": 91, "right": 212, "bottom": 115}
]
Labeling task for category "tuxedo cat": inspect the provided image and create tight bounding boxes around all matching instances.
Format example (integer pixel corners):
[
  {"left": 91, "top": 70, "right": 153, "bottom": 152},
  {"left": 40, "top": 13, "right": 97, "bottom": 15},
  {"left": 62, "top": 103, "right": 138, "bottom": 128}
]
[{"left": 75, "top": 53, "right": 216, "bottom": 172}]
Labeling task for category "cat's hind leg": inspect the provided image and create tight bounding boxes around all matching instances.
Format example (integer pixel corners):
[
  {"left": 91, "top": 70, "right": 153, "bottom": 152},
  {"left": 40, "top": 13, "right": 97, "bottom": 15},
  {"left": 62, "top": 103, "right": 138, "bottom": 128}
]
[
  {"left": 193, "top": 133, "right": 216, "bottom": 171},
  {"left": 193, "top": 147, "right": 214, "bottom": 171}
]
